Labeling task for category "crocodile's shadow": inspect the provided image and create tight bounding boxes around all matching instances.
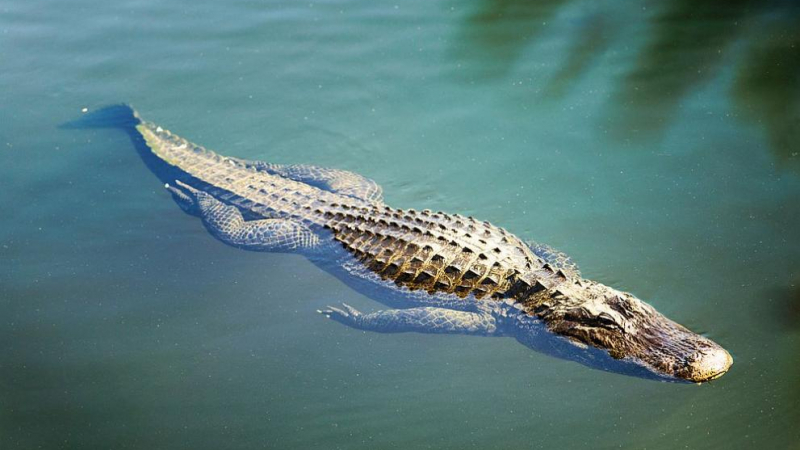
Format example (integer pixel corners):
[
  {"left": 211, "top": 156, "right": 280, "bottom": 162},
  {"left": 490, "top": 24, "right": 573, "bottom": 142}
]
[
  {"left": 514, "top": 326, "right": 675, "bottom": 382},
  {"left": 60, "top": 105, "right": 249, "bottom": 216},
  {"left": 61, "top": 105, "right": 187, "bottom": 185}
]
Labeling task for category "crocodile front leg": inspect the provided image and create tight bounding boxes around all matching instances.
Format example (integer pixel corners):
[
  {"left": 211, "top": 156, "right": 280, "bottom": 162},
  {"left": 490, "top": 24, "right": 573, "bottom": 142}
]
[
  {"left": 319, "top": 303, "right": 498, "bottom": 335},
  {"left": 167, "top": 180, "right": 320, "bottom": 252}
]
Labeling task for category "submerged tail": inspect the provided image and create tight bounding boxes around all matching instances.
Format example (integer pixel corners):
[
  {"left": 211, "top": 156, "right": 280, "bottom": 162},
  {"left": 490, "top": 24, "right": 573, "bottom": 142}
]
[
  {"left": 60, "top": 104, "right": 141, "bottom": 130},
  {"left": 61, "top": 104, "right": 191, "bottom": 186}
]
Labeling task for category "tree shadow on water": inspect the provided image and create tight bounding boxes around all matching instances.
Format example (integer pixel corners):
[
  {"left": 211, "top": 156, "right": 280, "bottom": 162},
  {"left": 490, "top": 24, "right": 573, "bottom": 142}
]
[
  {"left": 607, "top": 0, "right": 762, "bottom": 140},
  {"left": 608, "top": 0, "right": 799, "bottom": 171},
  {"left": 541, "top": 11, "right": 613, "bottom": 99},
  {"left": 452, "top": 0, "right": 799, "bottom": 170},
  {"left": 732, "top": 21, "right": 800, "bottom": 169},
  {"left": 451, "top": 0, "right": 575, "bottom": 80}
]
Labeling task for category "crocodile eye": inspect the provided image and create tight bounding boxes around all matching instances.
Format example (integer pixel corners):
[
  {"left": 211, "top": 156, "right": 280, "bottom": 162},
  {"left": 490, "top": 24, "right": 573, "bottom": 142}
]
[
  {"left": 596, "top": 313, "right": 624, "bottom": 332},
  {"left": 597, "top": 314, "right": 614, "bottom": 325}
]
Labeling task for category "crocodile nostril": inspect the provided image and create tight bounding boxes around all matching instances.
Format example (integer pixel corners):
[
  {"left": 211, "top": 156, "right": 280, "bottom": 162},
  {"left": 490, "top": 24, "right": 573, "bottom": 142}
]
[{"left": 684, "top": 348, "right": 733, "bottom": 382}]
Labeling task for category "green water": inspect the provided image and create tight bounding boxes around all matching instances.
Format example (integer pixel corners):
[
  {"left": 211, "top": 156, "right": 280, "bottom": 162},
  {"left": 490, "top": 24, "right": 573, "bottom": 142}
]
[{"left": 1, "top": 0, "right": 799, "bottom": 448}]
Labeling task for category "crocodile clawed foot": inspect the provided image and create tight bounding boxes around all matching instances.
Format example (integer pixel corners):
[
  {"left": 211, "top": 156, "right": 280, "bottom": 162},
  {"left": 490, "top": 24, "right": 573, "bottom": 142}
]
[
  {"left": 173, "top": 179, "right": 202, "bottom": 196},
  {"left": 165, "top": 180, "right": 216, "bottom": 215},
  {"left": 164, "top": 183, "right": 189, "bottom": 200},
  {"left": 165, "top": 180, "right": 201, "bottom": 215},
  {"left": 318, "top": 303, "right": 363, "bottom": 327}
]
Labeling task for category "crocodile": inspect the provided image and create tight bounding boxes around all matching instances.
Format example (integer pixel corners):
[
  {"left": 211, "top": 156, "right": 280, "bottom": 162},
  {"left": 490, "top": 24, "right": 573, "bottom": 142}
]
[{"left": 69, "top": 105, "right": 732, "bottom": 383}]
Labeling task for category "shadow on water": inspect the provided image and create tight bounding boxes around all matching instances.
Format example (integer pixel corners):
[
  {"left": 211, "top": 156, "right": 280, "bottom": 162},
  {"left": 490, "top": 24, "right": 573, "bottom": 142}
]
[
  {"left": 732, "top": 20, "right": 800, "bottom": 169},
  {"left": 610, "top": 1, "right": 799, "bottom": 170},
  {"left": 542, "top": 12, "right": 613, "bottom": 99},
  {"left": 607, "top": 0, "right": 762, "bottom": 140},
  {"left": 769, "top": 277, "right": 800, "bottom": 411},
  {"left": 513, "top": 325, "right": 680, "bottom": 383},
  {"left": 453, "top": 0, "right": 799, "bottom": 169},
  {"left": 771, "top": 278, "right": 800, "bottom": 330},
  {"left": 451, "top": 0, "right": 575, "bottom": 80},
  {"left": 60, "top": 105, "right": 190, "bottom": 187}
]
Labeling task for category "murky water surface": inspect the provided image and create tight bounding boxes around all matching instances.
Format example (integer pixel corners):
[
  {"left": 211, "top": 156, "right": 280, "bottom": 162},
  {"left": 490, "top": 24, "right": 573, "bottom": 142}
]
[{"left": 1, "top": 1, "right": 799, "bottom": 448}]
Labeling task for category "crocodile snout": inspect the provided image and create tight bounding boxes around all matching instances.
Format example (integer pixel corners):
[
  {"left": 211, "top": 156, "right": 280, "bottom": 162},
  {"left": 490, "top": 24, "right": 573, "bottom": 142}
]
[{"left": 679, "top": 347, "right": 733, "bottom": 382}]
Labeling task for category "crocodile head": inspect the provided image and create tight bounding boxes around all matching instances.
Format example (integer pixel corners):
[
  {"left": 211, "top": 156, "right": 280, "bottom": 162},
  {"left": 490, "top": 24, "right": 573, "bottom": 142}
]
[{"left": 524, "top": 281, "right": 732, "bottom": 383}]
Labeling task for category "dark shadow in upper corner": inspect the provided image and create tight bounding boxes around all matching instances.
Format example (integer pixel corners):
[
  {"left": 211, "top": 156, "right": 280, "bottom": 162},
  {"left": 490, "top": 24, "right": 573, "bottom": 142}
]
[
  {"left": 606, "top": 0, "right": 762, "bottom": 142},
  {"left": 732, "top": 16, "right": 800, "bottom": 171},
  {"left": 450, "top": 0, "right": 575, "bottom": 81},
  {"left": 541, "top": 12, "right": 613, "bottom": 99}
]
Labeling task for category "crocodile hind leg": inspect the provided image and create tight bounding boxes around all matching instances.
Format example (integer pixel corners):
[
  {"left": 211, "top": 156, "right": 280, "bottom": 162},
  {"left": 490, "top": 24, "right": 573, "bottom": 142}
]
[
  {"left": 319, "top": 303, "right": 497, "bottom": 335},
  {"left": 165, "top": 182, "right": 200, "bottom": 216},
  {"left": 265, "top": 164, "right": 384, "bottom": 203},
  {"left": 230, "top": 159, "right": 384, "bottom": 203},
  {"left": 167, "top": 180, "right": 320, "bottom": 252}
]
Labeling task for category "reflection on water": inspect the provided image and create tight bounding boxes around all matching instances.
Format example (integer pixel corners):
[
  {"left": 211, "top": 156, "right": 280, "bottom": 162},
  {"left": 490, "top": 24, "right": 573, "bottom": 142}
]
[
  {"left": 454, "top": 0, "right": 799, "bottom": 168},
  {"left": 610, "top": 0, "right": 760, "bottom": 138},
  {"left": 542, "top": 12, "right": 612, "bottom": 99},
  {"left": 733, "top": 20, "right": 800, "bottom": 168},
  {"left": 452, "top": 0, "right": 573, "bottom": 80}
]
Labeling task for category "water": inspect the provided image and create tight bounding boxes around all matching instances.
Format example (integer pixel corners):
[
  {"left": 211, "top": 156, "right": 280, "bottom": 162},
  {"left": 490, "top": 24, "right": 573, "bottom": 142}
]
[{"left": 1, "top": 0, "right": 799, "bottom": 448}]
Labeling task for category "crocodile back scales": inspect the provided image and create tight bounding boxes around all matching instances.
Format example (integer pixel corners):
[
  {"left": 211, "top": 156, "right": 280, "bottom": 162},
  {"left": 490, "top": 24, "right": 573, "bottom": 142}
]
[{"left": 138, "top": 119, "right": 571, "bottom": 301}]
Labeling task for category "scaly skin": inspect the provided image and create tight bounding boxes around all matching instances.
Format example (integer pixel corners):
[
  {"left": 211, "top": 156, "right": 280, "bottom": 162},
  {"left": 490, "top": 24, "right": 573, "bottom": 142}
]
[{"left": 89, "top": 105, "right": 732, "bottom": 383}]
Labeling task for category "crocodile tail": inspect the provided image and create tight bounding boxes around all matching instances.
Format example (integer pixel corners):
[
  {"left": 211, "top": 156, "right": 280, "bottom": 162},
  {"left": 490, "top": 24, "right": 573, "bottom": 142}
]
[
  {"left": 62, "top": 104, "right": 188, "bottom": 185},
  {"left": 60, "top": 104, "right": 141, "bottom": 130}
]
